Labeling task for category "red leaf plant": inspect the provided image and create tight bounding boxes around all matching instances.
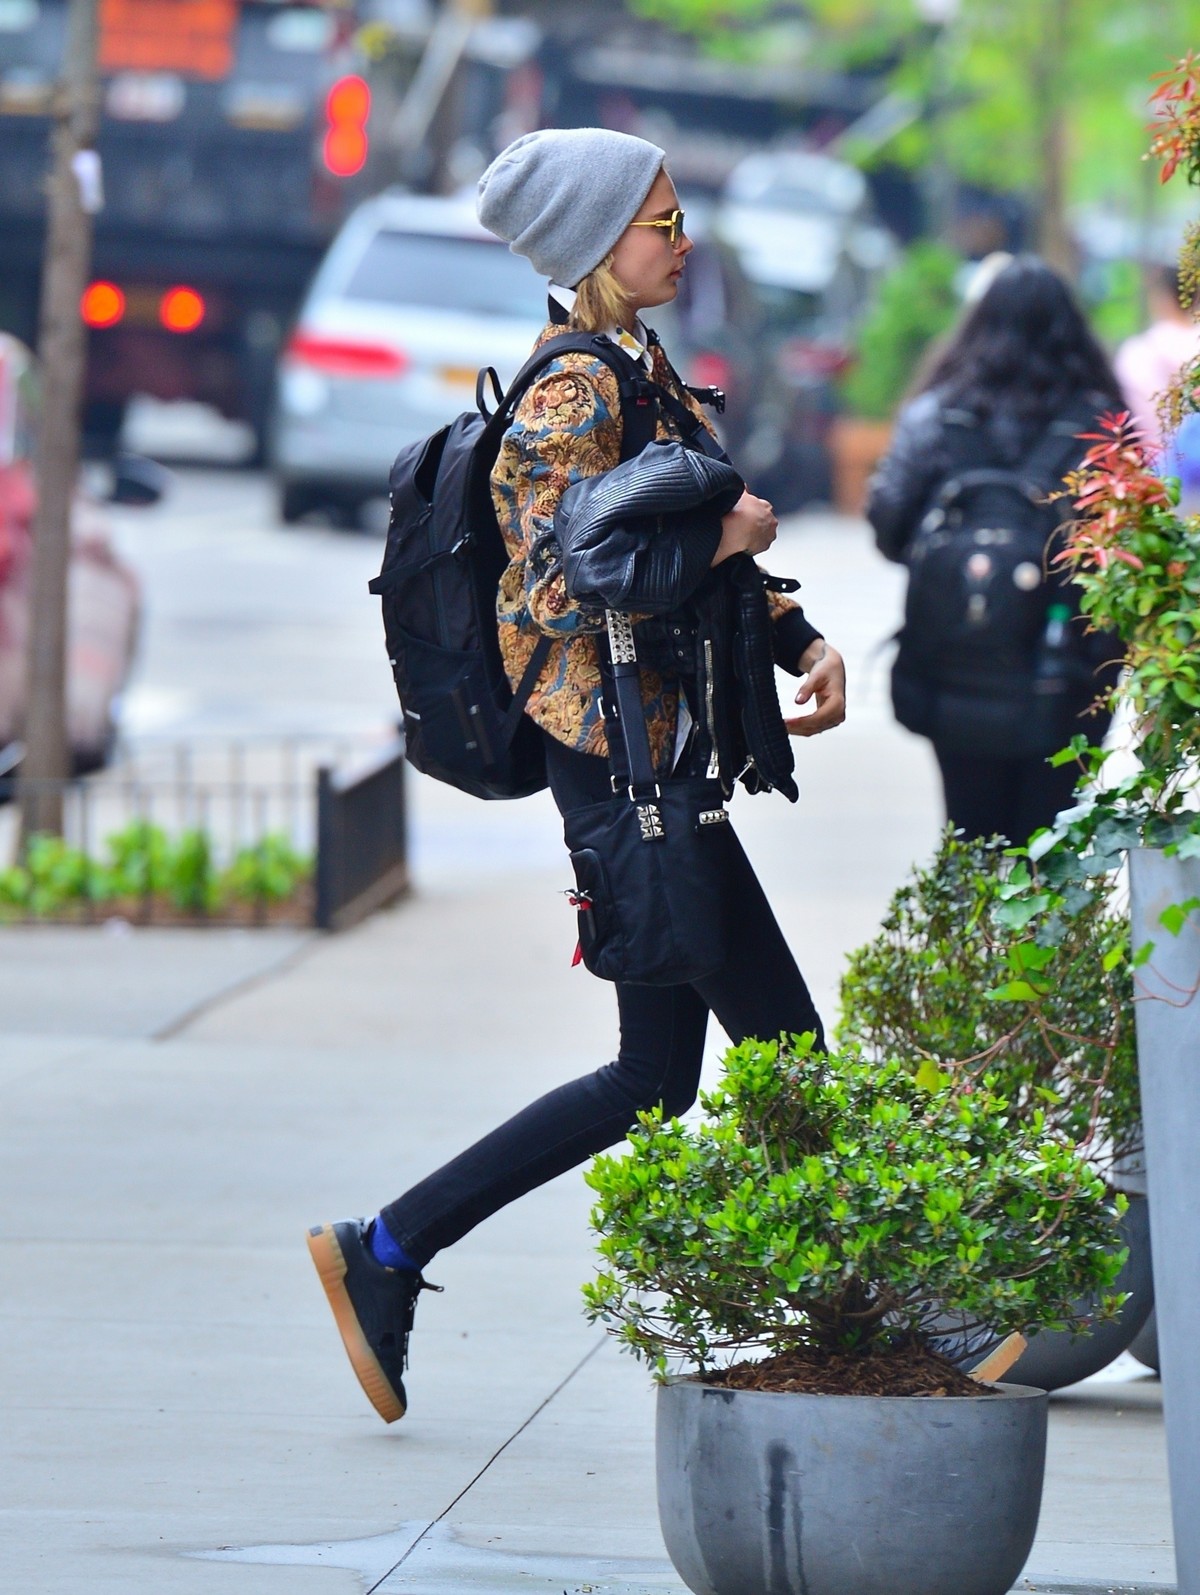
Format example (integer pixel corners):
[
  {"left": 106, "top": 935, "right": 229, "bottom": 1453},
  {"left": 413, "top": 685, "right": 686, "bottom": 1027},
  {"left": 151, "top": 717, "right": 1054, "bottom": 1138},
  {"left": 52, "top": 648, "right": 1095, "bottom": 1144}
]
[{"left": 1148, "top": 52, "right": 1200, "bottom": 186}]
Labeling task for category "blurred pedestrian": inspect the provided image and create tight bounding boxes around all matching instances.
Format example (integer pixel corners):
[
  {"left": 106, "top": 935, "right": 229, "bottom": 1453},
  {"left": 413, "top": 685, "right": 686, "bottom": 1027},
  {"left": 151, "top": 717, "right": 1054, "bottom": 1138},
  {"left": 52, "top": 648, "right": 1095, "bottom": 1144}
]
[
  {"left": 1114, "top": 264, "right": 1200, "bottom": 451},
  {"left": 1115, "top": 264, "right": 1200, "bottom": 510},
  {"left": 307, "top": 128, "right": 846, "bottom": 1424},
  {"left": 869, "top": 255, "right": 1124, "bottom": 846}
]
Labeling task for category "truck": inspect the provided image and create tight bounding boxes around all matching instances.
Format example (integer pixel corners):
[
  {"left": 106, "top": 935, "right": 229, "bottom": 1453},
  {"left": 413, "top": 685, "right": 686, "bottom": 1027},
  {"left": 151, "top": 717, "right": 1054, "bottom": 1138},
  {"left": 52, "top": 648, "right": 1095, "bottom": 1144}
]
[{"left": 0, "top": 0, "right": 371, "bottom": 457}]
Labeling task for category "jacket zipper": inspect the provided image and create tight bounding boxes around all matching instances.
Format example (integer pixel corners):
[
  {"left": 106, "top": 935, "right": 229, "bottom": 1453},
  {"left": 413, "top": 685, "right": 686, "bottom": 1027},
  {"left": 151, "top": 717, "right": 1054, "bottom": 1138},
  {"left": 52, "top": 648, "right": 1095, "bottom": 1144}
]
[{"left": 703, "top": 638, "right": 720, "bottom": 780}]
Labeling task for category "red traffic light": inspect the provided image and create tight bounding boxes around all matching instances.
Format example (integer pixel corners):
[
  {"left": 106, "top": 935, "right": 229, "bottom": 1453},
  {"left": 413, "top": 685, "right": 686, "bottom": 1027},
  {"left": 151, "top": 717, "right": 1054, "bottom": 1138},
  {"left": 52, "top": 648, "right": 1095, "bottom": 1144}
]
[{"left": 324, "top": 74, "right": 370, "bottom": 177}]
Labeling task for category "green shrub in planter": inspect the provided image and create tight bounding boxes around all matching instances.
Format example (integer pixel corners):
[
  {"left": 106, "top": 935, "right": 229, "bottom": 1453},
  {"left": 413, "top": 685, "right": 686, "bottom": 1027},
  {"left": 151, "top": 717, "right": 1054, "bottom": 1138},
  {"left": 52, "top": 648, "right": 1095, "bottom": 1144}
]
[
  {"left": 838, "top": 241, "right": 961, "bottom": 421},
  {"left": 837, "top": 828, "right": 1140, "bottom": 1177},
  {"left": 584, "top": 1033, "right": 1124, "bottom": 1377}
]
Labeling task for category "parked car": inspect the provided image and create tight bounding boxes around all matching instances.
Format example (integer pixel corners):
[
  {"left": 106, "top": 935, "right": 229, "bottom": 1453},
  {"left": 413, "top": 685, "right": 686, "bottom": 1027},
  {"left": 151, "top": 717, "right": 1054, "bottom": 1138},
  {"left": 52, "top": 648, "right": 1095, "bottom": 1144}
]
[
  {"left": 271, "top": 191, "right": 548, "bottom": 524},
  {"left": 0, "top": 335, "right": 150, "bottom": 777}
]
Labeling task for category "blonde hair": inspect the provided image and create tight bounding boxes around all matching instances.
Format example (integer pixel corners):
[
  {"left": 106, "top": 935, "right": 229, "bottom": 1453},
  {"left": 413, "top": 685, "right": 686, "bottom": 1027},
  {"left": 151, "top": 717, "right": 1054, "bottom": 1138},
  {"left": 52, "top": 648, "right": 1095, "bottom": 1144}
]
[{"left": 568, "top": 255, "right": 630, "bottom": 332}]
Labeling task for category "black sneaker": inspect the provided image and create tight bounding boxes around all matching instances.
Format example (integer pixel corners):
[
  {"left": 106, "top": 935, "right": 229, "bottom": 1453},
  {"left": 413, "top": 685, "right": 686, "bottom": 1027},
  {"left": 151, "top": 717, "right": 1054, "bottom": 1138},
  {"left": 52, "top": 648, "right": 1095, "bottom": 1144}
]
[{"left": 306, "top": 1218, "right": 441, "bottom": 1423}]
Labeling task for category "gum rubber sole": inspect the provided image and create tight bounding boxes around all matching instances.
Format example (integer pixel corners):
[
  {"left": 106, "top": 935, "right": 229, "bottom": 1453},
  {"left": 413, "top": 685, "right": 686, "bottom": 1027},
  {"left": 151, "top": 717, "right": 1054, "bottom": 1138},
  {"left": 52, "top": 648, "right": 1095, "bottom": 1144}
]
[{"left": 306, "top": 1223, "right": 406, "bottom": 1423}]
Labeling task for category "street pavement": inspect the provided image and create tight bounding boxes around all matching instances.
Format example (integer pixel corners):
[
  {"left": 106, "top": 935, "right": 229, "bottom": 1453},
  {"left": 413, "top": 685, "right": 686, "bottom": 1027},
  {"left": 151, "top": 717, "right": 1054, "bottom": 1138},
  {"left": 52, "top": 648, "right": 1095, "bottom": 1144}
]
[{"left": 0, "top": 475, "right": 1176, "bottom": 1593}]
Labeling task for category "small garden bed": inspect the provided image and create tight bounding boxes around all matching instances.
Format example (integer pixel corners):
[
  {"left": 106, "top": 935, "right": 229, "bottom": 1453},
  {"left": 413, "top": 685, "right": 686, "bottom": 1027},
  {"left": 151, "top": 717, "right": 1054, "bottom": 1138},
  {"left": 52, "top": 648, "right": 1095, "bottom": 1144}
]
[{"left": 0, "top": 822, "right": 313, "bottom": 927}]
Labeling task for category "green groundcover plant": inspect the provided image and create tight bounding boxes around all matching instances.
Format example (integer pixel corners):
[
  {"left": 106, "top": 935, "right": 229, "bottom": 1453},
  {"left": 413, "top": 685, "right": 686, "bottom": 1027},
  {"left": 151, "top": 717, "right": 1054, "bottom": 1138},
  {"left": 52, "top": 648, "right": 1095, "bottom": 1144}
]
[
  {"left": 0, "top": 822, "right": 311, "bottom": 921},
  {"left": 584, "top": 1034, "right": 1124, "bottom": 1378},
  {"left": 838, "top": 829, "right": 1140, "bottom": 1181}
]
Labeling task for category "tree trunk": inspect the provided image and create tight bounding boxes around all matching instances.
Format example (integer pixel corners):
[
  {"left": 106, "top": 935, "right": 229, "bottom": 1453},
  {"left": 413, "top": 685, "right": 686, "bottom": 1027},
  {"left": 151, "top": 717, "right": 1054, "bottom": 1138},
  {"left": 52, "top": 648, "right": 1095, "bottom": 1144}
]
[
  {"left": 1033, "top": 0, "right": 1074, "bottom": 277},
  {"left": 18, "top": 0, "right": 100, "bottom": 845}
]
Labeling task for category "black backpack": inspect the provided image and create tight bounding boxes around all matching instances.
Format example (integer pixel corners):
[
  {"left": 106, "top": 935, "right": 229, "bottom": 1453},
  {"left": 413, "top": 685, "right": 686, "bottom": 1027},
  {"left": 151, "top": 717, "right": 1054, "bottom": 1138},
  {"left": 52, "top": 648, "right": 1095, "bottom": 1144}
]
[
  {"left": 369, "top": 332, "right": 669, "bottom": 800},
  {"left": 891, "top": 405, "right": 1093, "bottom": 756}
]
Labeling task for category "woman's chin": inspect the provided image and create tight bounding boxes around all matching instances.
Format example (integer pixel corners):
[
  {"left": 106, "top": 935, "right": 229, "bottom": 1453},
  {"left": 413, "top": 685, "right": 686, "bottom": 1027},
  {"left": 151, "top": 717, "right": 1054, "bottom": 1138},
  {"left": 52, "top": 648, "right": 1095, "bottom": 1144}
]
[{"left": 640, "top": 280, "right": 681, "bottom": 309}]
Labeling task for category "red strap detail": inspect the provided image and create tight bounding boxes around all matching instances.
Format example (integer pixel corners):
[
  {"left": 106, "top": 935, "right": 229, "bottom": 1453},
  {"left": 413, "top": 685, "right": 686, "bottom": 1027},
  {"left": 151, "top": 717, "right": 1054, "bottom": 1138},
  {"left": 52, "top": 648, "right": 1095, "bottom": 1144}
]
[{"left": 571, "top": 940, "right": 584, "bottom": 967}]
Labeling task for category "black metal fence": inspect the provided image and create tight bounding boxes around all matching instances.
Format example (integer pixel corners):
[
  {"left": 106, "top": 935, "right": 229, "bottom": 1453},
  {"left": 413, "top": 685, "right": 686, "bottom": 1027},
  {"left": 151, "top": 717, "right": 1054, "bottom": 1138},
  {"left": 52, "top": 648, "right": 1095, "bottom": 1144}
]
[{"left": 315, "top": 740, "right": 409, "bottom": 931}]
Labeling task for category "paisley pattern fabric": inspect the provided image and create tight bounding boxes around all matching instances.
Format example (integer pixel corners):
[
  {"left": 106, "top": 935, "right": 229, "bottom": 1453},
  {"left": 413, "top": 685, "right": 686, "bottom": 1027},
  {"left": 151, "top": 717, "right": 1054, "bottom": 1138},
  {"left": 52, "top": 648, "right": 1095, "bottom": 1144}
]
[{"left": 491, "top": 321, "right": 802, "bottom": 761}]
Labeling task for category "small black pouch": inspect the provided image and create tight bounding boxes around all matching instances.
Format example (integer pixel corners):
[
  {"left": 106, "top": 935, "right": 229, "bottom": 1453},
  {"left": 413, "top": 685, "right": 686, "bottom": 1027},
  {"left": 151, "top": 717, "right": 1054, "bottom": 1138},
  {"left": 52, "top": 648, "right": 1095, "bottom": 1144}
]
[
  {"left": 564, "top": 777, "right": 734, "bottom": 985},
  {"left": 560, "top": 610, "right": 737, "bottom": 986}
]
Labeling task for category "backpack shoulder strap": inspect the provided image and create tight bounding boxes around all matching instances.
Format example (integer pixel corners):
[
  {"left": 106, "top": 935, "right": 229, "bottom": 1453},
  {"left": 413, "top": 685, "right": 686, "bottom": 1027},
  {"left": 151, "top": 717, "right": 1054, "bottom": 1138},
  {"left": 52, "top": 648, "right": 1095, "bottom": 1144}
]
[
  {"left": 1020, "top": 402, "right": 1096, "bottom": 491},
  {"left": 481, "top": 330, "right": 662, "bottom": 461}
]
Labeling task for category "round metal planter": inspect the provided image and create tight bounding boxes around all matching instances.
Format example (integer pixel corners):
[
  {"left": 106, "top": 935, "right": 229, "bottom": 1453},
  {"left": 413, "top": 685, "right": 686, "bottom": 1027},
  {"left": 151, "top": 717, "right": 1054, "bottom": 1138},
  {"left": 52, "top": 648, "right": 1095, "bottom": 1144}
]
[
  {"left": 656, "top": 1377, "right": 1047, "bottom": 1595},
  {"left": 1129, "top": 1307, "right": 1160, "bottom": 1374},
  {"left": 996, "top": 1193, "right": 1154, "bottom": 1392}
]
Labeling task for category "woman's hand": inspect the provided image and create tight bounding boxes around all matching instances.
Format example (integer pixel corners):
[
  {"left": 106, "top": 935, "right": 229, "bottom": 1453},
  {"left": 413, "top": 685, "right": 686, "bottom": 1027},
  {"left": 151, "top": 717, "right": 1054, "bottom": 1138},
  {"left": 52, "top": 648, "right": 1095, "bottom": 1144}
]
[
  {"left": 712, "top": 490, "right": 777, "bottom": 565},
  {"left": 784, "top": 640, "right": 846, "bottom": 737}
]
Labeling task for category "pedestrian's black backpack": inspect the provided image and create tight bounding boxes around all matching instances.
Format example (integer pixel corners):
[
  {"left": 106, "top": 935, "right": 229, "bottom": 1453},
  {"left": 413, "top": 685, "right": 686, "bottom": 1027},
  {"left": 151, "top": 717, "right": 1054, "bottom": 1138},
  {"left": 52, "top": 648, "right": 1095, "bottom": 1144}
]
[
  {"left": 369, "top": 332, "right": 668, "bottom": 800},
  {"left": 891, "top": 405, "right": 1094, "bottom": 758}
]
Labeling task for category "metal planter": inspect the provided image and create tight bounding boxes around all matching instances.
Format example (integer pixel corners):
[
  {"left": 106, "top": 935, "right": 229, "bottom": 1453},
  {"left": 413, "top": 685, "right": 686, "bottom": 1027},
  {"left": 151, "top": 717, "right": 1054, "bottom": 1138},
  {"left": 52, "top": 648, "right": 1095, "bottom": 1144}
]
[
  {"left": 999, "top": 1193, "right": 1154, "bottom": 1391},
  {"left": 1128, "top": 847, "right": 1200, "bottom": 1594},
  {"left": 656, "top": 1376, "right": 1047, "bottom": 1595}
]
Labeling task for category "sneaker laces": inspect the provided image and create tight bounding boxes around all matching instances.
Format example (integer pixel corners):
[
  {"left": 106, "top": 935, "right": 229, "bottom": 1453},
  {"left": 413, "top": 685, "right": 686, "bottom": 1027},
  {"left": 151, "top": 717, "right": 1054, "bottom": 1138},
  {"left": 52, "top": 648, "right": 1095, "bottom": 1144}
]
[{"left": 396, "top": 1273, "right": 443, "bottom": 1372}]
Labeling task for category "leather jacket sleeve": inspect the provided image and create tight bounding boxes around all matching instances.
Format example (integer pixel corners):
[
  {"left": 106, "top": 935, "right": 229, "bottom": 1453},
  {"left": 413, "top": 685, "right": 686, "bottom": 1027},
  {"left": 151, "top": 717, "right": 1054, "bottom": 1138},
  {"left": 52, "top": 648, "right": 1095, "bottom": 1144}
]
[
  {"left": 866, "top": 391, "right": 950, "bottom": 563},
  {"left": 555, "top": 442, "right": 741, "bottom": 615}
]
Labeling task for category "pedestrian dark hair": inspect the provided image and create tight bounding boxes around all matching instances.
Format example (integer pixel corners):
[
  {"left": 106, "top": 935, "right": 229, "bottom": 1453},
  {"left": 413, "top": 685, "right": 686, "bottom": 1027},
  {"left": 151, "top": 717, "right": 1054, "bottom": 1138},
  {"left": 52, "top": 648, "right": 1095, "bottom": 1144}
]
[{"left": 916, "top": 255, "right": 1122, "bottom": 455}]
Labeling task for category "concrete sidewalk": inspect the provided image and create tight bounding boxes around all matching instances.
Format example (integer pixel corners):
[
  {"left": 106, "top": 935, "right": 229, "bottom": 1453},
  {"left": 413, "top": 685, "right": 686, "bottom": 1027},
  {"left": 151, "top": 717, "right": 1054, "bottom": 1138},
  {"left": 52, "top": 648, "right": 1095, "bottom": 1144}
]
[{"left": 0, "top": 512, "right": 1175, "bottom": 1594}]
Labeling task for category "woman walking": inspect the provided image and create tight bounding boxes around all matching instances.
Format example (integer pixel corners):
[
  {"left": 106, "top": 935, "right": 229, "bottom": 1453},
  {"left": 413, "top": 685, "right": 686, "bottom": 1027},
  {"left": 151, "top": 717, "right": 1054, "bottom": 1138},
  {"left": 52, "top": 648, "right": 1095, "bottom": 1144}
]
[
  {"left": 869, "top": 255, "right": 1124, "bottom": 846},
  {"left": 307, "top": 128, "right": 846, "bottom": 1424}
]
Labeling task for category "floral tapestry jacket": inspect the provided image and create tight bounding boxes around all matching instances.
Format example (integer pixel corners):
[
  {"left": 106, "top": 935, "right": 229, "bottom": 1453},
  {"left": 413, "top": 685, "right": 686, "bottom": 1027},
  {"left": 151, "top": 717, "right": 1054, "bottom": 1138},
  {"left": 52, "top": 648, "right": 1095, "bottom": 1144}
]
[{"left": 491, "top": 321, "right": 814, "bottom": 767}]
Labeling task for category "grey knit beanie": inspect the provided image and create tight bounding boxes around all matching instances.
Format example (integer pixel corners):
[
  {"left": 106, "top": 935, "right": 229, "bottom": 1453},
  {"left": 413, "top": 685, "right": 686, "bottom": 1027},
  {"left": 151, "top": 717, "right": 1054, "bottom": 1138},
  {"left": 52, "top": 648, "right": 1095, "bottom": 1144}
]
[{"left": 477, "top": 128, "right": 666, "bottom": 288}]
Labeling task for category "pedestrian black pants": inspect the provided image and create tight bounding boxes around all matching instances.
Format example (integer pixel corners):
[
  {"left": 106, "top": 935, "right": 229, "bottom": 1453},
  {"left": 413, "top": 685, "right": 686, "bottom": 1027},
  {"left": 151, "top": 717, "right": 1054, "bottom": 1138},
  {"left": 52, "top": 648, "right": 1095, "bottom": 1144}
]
[
  {"left": 380, "top": 736, "right": 824, "bottom": 1268},
  {"left": 933, "top": 741, "right": 1086, "bottom": 848}
]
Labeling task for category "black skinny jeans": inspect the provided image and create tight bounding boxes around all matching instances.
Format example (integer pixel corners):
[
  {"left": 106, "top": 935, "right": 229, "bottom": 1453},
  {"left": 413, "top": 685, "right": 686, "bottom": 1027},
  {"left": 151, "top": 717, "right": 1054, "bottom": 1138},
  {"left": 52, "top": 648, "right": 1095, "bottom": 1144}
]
[{"left": 380, "top": 734, "right": 824, "bottom": 1268}]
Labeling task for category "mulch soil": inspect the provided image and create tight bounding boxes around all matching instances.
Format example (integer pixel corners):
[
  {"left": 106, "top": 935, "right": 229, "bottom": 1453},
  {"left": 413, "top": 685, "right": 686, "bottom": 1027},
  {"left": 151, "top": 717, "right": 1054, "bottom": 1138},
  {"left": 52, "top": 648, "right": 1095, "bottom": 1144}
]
[{"left": 703, "top": 1342, "right": 986, "bottom": 1398}]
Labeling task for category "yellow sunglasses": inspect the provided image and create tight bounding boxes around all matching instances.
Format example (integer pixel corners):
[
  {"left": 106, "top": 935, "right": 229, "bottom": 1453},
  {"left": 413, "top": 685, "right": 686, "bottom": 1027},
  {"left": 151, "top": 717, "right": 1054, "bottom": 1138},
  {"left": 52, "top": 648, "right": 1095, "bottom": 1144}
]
[{"left": 629, "top": 208, "right": 685, "bottom": 248}]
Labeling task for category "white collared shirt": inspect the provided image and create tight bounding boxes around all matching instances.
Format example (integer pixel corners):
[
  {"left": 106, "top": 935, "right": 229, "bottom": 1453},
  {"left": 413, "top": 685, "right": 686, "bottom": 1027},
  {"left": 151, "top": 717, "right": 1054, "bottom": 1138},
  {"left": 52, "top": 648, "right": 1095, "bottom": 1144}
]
[{"left": 547, "top": 283, "right": 653, "bottom": 373}]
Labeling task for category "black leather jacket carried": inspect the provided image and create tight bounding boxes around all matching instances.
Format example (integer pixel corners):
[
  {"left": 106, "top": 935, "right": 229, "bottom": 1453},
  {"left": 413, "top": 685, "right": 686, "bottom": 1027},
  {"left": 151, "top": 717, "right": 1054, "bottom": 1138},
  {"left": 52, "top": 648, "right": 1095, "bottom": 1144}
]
[
  {"left": 553, "top": 434, "right": 815, "bottom": 800},
  {"left": 555, "top": 440, "right": 743, "bottom": 613}
]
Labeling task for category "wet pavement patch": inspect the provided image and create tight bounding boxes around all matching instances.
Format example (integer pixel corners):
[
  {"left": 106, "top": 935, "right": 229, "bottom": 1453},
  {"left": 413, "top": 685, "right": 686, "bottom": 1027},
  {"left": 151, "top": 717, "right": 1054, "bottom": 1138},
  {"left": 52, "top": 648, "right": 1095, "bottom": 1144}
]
[{"left": 193, "top": 1518, "right": 688, "bottom": 1592}]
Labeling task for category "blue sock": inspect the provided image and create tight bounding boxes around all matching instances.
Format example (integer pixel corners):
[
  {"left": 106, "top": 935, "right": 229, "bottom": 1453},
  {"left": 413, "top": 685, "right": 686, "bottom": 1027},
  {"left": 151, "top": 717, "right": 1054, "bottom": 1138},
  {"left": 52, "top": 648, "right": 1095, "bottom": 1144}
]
[{"left": 368, "top": 1216, "right": 421, "bottom": 1273}]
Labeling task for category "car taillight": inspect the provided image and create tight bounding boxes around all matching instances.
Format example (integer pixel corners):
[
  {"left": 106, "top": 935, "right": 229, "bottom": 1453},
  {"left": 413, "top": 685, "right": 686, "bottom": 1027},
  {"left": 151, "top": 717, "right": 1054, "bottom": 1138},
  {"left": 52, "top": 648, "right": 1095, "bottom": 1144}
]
[
  {"left": 284, "top": 333, "right": 408, "bottom": 378},
  {"left": 689, "top": 351, "right": 732, "bottom": 392},
  {"left": 159, "top": 286, "right": 206, "bottom": 333},
  {"left": 324, "top": 74, "right": 369, "bottom": 177},
  {"left": 82, "top": 281, "right": 126, "bottom": 328}
]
